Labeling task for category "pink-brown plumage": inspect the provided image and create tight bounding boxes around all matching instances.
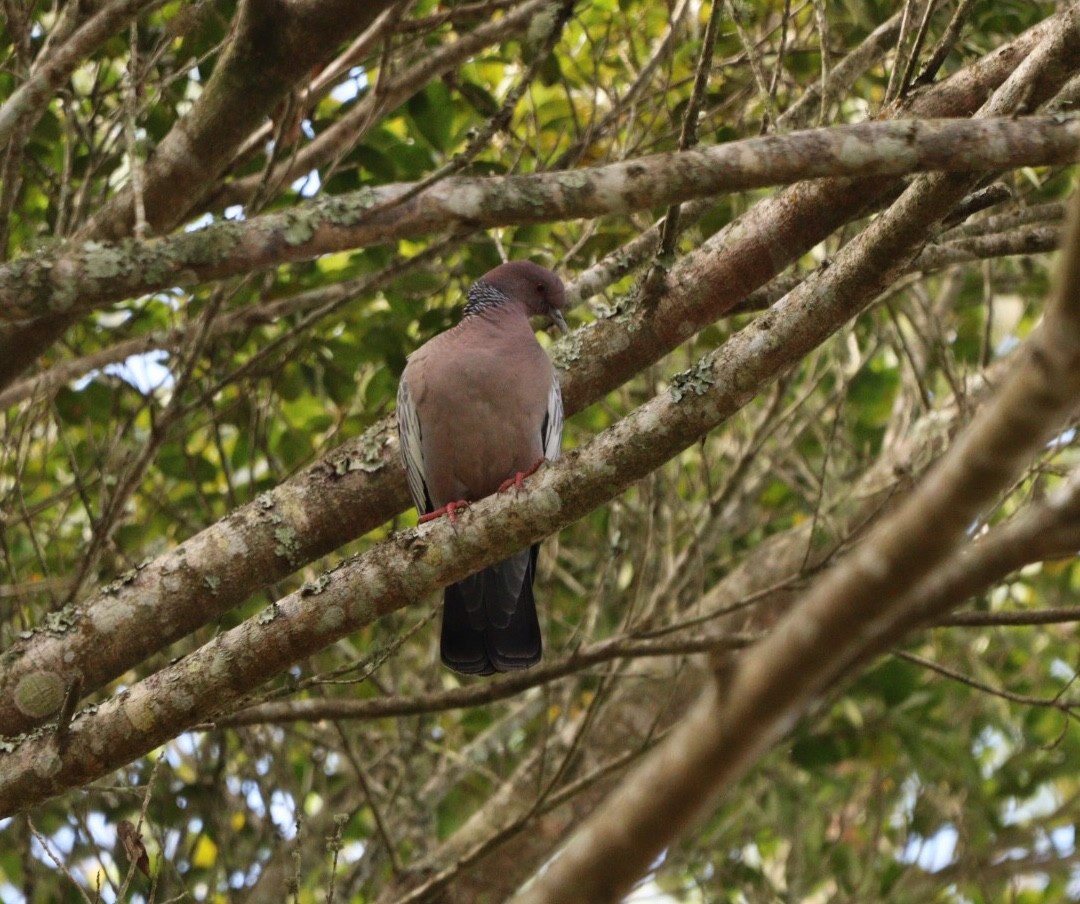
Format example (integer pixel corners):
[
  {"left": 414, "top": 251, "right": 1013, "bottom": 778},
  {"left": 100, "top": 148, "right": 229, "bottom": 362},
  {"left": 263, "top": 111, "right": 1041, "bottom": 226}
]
[{"left": 397, "top": 261, "right": 567, "bottom": 675}]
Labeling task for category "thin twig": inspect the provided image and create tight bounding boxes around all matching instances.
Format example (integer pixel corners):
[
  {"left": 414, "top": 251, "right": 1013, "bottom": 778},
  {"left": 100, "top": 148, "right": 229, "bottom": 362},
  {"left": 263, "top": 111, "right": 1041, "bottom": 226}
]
[
  {"left": 124, "top": 21, "right": 147, "bottom": 240},
  {"left": 884, "top": 0, "right": 921, "bottom": 104},
  {"left": 334, "top": 725, "right": 403, "bottom": 875},
  {"left": 355, "top": 0, "right": 576, "bottom": 224},
  {"left": 916, "top": 0, "right": 978, "bottom": 87},
  {"left": 896, "top": 0, "right": 938, "bottom": 100},
  {"left": 27, "top": 818, "right": 95, "bottom": 904},
  {"left": 212, "top": 630, "right": 759, "bottom": 727},
  {"left": 895, "top": 650, "right": 1080, "bottom": 715},
  {"left": 652, "top": 0, "right": 724, "bottom": 269}
]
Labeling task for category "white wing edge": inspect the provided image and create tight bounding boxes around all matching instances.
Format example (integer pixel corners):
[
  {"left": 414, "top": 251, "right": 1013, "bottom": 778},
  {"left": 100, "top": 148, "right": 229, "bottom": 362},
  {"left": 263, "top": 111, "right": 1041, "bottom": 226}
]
[
  {"left": 396, "top": 375, "right": 431, "bottom": 513},
  {"left": 542, "top": 372, "right": 564, "bottom": 462}
]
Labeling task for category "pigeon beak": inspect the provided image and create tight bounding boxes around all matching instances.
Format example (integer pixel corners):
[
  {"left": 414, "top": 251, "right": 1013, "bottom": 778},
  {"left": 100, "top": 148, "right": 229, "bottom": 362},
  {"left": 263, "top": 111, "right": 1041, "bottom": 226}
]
[{"left": 549, "top": 309, "right": 569, "bottom": 335}]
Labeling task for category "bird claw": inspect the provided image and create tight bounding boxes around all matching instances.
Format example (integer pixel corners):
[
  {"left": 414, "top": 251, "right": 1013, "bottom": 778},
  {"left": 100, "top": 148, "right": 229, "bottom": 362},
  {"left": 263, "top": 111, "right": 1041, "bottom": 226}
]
[
  {"left": 419, "top": 499, "right": 470, "bottom": 525},
  {"left": 498, "top": 458, "right": 545, "bottom": 494}
]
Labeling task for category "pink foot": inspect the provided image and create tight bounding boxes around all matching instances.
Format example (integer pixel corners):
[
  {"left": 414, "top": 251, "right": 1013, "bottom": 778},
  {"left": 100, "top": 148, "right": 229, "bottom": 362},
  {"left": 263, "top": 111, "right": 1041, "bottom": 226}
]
[
  {"left": 498, "top": 458, "right": 545, "bottom": 494},
  {"left": 419, "top": 499, "right": 470, "bottom": 525}
]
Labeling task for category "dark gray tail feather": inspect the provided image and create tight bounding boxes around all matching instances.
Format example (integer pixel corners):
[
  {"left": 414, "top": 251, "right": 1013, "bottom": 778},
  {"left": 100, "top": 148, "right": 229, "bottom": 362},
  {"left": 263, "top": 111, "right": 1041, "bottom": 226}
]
[{"left": 440, "top": 546, "right": 542, "bottom": 675}]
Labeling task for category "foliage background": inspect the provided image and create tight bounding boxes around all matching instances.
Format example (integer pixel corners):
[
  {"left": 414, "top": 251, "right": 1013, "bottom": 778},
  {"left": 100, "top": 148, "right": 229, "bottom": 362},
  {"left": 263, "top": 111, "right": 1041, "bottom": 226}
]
[{"left": 1, "top": 0, "right": 1079, "bottom": 901}]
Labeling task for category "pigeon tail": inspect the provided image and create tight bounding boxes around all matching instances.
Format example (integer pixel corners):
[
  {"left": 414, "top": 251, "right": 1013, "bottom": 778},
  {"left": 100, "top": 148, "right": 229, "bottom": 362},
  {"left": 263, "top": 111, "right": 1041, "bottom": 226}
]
[{"left": 440, "top": 546, "right": 542, "bottom": 675}]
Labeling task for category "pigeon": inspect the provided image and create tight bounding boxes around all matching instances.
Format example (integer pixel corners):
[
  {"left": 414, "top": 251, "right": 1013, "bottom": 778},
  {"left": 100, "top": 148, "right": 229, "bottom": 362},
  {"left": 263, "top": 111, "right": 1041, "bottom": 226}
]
[{"left": 397, "top": 261, "right": 568, "bottom": 674}]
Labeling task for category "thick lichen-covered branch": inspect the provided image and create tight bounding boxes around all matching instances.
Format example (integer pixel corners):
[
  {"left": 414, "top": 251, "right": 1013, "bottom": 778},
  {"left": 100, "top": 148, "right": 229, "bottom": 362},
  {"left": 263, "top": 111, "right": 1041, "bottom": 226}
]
[{"left": 1, "top": 116, "right": 1078, "bottom": 323}]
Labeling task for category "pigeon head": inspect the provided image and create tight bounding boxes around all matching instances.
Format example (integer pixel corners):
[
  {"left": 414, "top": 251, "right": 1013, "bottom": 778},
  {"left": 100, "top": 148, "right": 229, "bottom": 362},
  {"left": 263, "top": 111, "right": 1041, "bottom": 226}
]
[{"left": 465, "top": 261, "right": 569, "bottom": 334}]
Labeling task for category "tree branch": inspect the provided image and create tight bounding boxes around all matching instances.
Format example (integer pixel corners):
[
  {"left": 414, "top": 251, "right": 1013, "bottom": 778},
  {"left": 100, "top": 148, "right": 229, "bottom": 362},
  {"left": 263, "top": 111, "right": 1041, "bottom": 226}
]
[
  {"left": 0, "top": 0, "right": 399, "bottom": 388},
  {"left": 84, "top": 0, "right": 400, "bottom": 242},
  {"left": 393, "top": 339, "right": 1035, "bottom": 904},
  {"left": 207, "top": 0, "right": 553, "bottom": 213},
  {"left": 0, "top": 0, "right": 167, "bottom": 152},
  {"left": 2, "top": 116, "right": 1078, "bottom": 323},
  {"left": 10, "top": 15, "right": 1078, "bottom": 806},
  {"left": 1, "top": 13, "right": 1074, "bottom": 739},
  {"left": 212, "top": 631, "right": 757, "bottom": 727},
  {"left": 509, "top": 15, "right": 1080, "bottom": 900}
]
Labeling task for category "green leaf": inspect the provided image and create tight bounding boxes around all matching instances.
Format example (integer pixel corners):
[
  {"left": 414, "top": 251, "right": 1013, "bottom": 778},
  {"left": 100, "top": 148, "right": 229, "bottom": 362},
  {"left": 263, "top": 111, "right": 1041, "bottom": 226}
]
[{"left": 407, "top": 81, "right": 455, "bottom": 152}]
